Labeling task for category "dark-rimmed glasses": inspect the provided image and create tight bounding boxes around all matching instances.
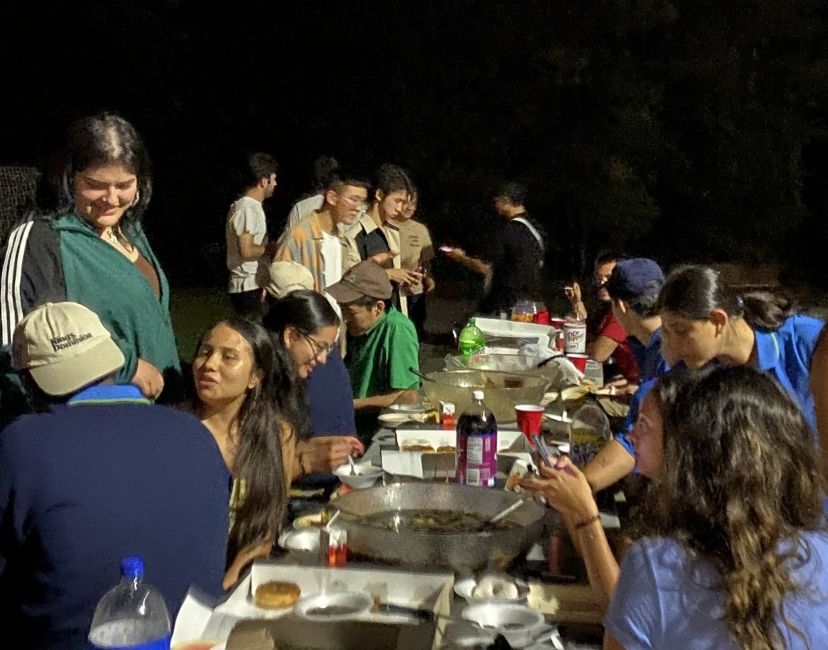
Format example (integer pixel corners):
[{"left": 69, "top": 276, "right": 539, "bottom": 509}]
[{"left": 301, "top": 332, "right": 336, "bottom": 358}]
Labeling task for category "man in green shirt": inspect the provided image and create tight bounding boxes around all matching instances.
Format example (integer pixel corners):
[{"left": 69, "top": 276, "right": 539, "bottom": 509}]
[{"left": 327, "top": 261, "right": 420, "bottom": 441}]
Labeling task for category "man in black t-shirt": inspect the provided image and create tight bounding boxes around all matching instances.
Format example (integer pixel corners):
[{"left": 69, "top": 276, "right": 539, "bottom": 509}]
[{"left": 444, "top": 182, "right": 545, "bottom": 315}]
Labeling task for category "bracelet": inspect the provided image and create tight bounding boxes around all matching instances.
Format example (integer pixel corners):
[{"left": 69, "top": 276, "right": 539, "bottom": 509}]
[{"left": 574, "top": 514, "right": 601, "bottom": 530}]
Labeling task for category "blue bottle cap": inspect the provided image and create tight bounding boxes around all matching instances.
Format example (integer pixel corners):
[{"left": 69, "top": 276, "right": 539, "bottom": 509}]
[{"left": 121, "top": 556, "right": 144, "bottom": 579}]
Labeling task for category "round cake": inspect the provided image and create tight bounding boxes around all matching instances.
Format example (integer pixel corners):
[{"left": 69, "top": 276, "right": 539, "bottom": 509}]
[{"left": 254, "top": 580, "right": 301, "bottom": 609}]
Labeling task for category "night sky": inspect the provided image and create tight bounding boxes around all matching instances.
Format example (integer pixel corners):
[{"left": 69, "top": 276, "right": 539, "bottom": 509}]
[{"left": 3, "top": 1, "right": 828, "bottom": 289}]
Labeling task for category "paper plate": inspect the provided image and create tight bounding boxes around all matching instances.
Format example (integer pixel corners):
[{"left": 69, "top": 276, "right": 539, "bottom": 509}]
[
  {"left": 378, "top": 412, "right": 413, "bottom": 426},
  {"left": 389, "top": 403, "right": 429, "bottom": 413}
]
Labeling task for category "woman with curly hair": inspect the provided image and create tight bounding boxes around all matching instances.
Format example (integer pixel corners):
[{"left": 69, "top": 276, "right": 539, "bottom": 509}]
[{"left": 521, "top": 365, "right": 828, "bottom": 649}]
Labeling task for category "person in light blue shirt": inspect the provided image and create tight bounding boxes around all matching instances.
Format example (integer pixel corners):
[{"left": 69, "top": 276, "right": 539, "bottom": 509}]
[
  {"left": 604, "top": 366, "right": 828, "bottom": 650},
  {"left": 521, "top": 366, "right": 828, "bottom": 648}
]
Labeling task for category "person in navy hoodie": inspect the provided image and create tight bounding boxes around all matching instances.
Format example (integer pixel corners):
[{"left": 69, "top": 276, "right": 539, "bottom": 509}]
[{"left": 0, "top": 301, "right": 229, "bottom": 649}]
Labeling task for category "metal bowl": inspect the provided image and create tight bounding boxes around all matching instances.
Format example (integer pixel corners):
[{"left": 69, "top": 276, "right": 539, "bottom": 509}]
[
  {"left": 334, "top": 483, "right": 546, "bottom": 574},
  {"left": 422, "top": 369, "right": 550, "bottom": 423}
]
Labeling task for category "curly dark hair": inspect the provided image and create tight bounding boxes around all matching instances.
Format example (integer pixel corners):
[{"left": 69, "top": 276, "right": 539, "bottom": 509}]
[{"left": 640, "top": 366, "right": 823, "bottom": 650}]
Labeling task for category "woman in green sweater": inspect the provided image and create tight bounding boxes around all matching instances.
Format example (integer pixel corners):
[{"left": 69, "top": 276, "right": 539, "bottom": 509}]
[{"left": 1, "top": 112, "right": 181, "bottom": 402}]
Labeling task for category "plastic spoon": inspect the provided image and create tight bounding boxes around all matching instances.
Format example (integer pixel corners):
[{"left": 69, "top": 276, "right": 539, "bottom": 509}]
[
  {"left": 488, "top": 498, "right": 527, "bottom": 524},
  {"left": 408, "top": 367, "right": 435, "bottom": 383},
  {"left": 347, "top": 455, "right": 358, "bottom": 476}
]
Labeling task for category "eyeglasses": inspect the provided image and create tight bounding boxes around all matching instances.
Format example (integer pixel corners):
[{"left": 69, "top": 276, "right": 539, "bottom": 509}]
[{"left": 301, "top": 332, "right": 336, "bottom": 358}]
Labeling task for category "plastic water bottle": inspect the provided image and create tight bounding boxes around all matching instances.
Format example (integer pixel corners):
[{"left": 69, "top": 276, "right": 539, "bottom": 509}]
[
  {"left": 455, "top": 390, "right": 498, "bottom": 487},
  {"left": 458, "top": 318, "right": 485, "bottom": 360},
  {"left": 88, "top": 556, "right": 172, "bottom": 650}
]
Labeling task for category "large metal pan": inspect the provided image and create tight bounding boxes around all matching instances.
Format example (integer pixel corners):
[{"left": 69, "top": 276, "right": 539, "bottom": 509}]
[
  {"left": 334, "top": 483, "right": 546, "bottom": 574},
  {"left": 421, "top": 369, "right": 550, "bottom": 422}
]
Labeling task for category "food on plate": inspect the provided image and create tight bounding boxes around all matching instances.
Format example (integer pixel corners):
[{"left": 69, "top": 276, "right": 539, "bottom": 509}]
[
  {"left": 254, "top": 580, "right": 301, "bottom": 609},
  {"left": 436, "top": 445, "right": 456, "bottom": 453},
  {"left": 472, "top": 574, "right": 520, "bottom": 600},
  {"left": 293, "top": 512, "right": 325, "bottom": 529},
  {"left": 359, "top": 508, "right": 514, "bottom": 534},
  {"left": 401, "top": 443, "right": 436, "bottom": 453}
]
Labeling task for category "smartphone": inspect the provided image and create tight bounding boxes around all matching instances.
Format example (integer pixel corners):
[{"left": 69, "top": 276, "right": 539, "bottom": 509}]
[
  {"left": 532, "top": 434, "right": 554, "bottom": 467},
  {"left": 438, "top": 245, "right": 455, "bottom": 253}
]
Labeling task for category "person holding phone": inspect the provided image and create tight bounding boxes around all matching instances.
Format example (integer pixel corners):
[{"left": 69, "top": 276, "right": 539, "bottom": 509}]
[
  {"left": 442, "top": 182, "right": 544, "bottom": 316},
  {"left": 521, "top": 366, "right": 828, "bottom": 650},
  {"left": 389, "top": 188, "right": 435, "bottom": 340}
]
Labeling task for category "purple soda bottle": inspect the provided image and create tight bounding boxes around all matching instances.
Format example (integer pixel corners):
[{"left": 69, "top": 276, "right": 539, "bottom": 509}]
[{"left": 455, "top": 390, "right": 498, "bottom": 487}]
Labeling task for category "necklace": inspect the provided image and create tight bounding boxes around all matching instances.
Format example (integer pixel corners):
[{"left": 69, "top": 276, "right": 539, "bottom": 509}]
[{"left": 106, "top": 229, "right": 118, "bottom": 245}]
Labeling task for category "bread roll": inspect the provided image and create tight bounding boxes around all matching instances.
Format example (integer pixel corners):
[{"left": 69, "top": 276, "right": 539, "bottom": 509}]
[{"left": 254, "top": 580, "right": 301, "bottom": 609}]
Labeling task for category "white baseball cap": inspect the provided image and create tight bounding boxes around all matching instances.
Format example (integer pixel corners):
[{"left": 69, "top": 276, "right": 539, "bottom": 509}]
[{"left": 12, "top": 302, "right": 125, "bottom": 396}]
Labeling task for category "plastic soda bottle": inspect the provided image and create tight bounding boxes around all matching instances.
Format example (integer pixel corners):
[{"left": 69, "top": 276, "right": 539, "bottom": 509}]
[
  {"left": 457, "top": 318, "right": 485, "bottom": 359},
  {"left": 88, "top": 556, "right": 172, "bottom": 650},
  {"left": 455, "top": 390, "right": 498, "bottom": 487}
]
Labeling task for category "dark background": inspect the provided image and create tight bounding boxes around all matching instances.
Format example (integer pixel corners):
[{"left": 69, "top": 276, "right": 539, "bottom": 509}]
[{"left": 3, "top": 0, "right": 827, "bottom": 294}]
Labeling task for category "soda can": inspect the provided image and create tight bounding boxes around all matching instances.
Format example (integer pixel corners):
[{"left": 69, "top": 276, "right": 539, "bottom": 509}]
[{"left": 563, "top": 321, "right": 587, "bottom": 354}]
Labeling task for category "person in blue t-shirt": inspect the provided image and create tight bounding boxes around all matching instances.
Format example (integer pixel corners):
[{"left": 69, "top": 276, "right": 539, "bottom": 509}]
[
  {"left": 605, "top": 258, "right": 668, "bottom": 383},
  {"left": 521, "top": 366, "right": 828, "bottom": 650},
  {"left": 579, "top": 258, "right": 670, "bottom": 494},
  {"left": 658, "top": 265, "right": 828, "bottom": 485},
  {"left": 0, "top": 302, "right": 229, "bottom": 649}
]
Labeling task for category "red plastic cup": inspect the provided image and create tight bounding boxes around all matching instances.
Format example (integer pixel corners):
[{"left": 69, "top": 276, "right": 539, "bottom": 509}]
[
  {"left": 533, "top": 309, "right": 550, "bottom": 325},
  {"left": 567, "top": 353, "right": 589, "bottom": 373},
  {"left": 515, "top": 404, "right": 545, "bottom": 440},
  {"left": 550, "top": 317, "right": 566, "bottom": 330}
]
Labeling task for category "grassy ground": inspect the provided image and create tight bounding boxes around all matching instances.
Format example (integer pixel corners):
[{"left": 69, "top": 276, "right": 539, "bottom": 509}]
[
  {"left": 168, "top": 284, "right": 466, "bottom": 370},
  {"left": 169, "top": 286, "right": 232, "bottom": 363}
]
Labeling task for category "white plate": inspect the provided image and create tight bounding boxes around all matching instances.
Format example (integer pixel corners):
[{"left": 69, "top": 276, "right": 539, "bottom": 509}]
[
  {"left": 389, "top": 403, "right": 429, "bottom": 413},
  {"left": 292, "top": 590, "right": 374, "bottom": 621},
  {"left": 378, "top": 412, "right": 413, "bottom": 426},
  {"left": 227, "top": 593, "right": 294, "bottom": 620},
  {"left": 278, "top": 528, "right": 321, "bottom": 553}
]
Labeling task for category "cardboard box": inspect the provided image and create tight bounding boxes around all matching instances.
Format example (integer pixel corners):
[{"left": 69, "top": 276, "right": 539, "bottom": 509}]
[
  {"left": 172, "top": 561, "right": 454, "bottom": 650},
  {"left": 473, "top": 317, "right": 555, "bottom": 350},
  {"left": 381, "top": 428, "right": 531, "bottom": 479}
]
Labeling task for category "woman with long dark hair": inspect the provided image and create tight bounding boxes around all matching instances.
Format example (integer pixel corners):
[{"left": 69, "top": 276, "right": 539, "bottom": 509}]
[
  {"left": 522, "top": 366, "right": 828, "bottom": 648},
  {"left": 657, "top": 265, "right": 828, "bottom": 481},
  {"left": 192, "top": 317, "right": 294, "bottom": 589},
  {"left": 263, "top": 288, "right": 363, "bottom": 474},
  {"left": 1, "top": 112, "right": 180, "bottom": 403}
]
